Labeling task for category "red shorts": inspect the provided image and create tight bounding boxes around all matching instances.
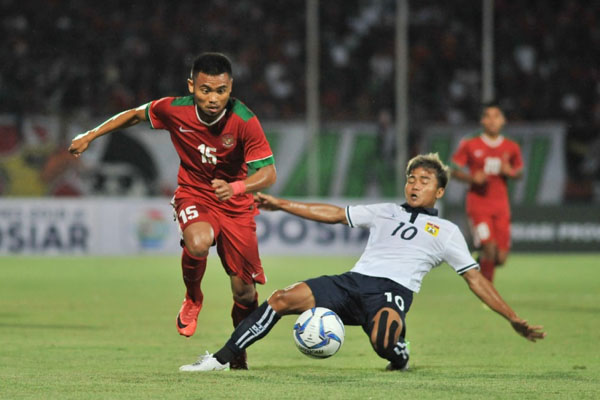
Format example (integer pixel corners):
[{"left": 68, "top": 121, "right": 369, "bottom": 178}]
[
  {"left": 174, "top": 198, "right": 265, "bottom": 285},
  {"left": 467, "top": 211, "right": 511, "bottom": 251}
]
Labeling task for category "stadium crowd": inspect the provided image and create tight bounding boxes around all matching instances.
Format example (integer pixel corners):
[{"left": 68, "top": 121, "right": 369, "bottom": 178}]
[{"left": 1, "top": 0, "right": 598, "bottom": 199}]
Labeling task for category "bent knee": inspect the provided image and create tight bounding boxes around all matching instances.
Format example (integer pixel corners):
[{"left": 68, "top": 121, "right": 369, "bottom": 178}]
[
  {"left": 267, "top": 288, "right": 306, "bottom": 315},
  {"left": 233, "top": 287, "right": 257, "bottom": 306},
  {"left": 369, "top": 308, "right": 404, "bottom": 353},
  {"left": 185, "top": 236, "right": 212, "bottom": 257},
  {"left": 267, "top": 282, "right": 314, "bottom": 315},
  {"left": 268, "top": 289, "right": 291, "bottom": 311},
  {"left": 369, "top": 308, "right": 409, "bottom": 365},
  {"left": 480, "top": 243, "right": 497, "bottom": 260},
  {"left": 496, "top": 251, "right": 509, "bottom": 265}
]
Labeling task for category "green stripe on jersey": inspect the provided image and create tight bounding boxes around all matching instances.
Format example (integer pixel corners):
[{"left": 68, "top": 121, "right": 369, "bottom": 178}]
[
  {"left": 170, "top": 96, "right": 195, "bottom": 106},
  {"left": 145, "top": 103, "right": 155, "bottom": 129},
  {"left": 247, "top": 155, "right": 274, "bottom": 169},
  {"left": 232, "top": 99, "right": 255, "bottom": 122}
]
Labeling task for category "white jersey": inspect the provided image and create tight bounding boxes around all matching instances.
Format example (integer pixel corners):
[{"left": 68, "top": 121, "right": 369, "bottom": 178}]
[{"left": 346, "top": 203, "right": 478, "bottom": 293}]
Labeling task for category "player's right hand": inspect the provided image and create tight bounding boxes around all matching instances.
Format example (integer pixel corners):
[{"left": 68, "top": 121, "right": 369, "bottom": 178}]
[
  {"left": 510, "top": 318, "right": 546, "bottom": 342},
  {"left": 255, "top": 192, "right": 282, "bottom": 211},
  {"left": 68, "top": 133, "right": 91, "bottom": 158}
]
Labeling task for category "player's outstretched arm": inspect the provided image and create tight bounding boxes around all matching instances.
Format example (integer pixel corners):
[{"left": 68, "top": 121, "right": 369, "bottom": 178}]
[
  {"left": 68, "top": 104, "right": 148, "bottom": 157},
  {"left": 462, "top": 269, "right": 546, "bottom": 342},
  {"left": 255, "top": 192, "right": 348, "bottom": 225}
]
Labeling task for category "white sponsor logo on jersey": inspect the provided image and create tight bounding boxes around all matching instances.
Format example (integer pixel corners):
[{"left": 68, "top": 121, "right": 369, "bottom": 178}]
[{"left": 179, "top": 126, "right": 195, "bottom": 133}]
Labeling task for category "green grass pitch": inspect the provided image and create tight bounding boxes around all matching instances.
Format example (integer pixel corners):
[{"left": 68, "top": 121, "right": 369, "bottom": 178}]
[{"left": 1, "top": 254, "right": 598, "bottom": 399}]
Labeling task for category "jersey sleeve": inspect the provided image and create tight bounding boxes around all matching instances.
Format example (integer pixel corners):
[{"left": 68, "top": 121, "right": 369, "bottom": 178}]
[
  {"left": 346, "top": 204, "right": 386, "bottom": 228},
  {"left": 451, "top": 139, "right": 469, "bottom": 169},
  {"left": 442, "top": 227, "right": 479, "bottom": 275},
  {"left": 145, "top": 97, "right": 173, "bottom": 130},
  {"left": 243, "top": 117, "right": 274, "bottom": 169}
]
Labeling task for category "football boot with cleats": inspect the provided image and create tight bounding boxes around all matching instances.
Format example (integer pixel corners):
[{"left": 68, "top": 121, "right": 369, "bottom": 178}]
[
  {"left": 179, "top": 352, "right": 229, "bottom": 372},
  {"left": 176, "top": 294, "right": 202, "bottom": 337}
]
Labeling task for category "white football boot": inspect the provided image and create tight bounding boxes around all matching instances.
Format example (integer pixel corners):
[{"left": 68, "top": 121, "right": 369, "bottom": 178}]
[{"left": 179, "top": 352, "right": 230, "bottom": 372}]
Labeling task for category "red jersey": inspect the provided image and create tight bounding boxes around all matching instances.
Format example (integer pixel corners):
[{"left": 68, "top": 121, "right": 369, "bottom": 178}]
[
  {"left": 451, "top": 134, "right": 523, "bottom": 215},
  {"left": 146, "top": 96, "right": 274, "bottom": 216}
]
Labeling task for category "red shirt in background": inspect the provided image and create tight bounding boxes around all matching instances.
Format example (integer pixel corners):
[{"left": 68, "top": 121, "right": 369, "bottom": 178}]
[{"left": 452, "top": 134, "right": 523, "bottom": 215}]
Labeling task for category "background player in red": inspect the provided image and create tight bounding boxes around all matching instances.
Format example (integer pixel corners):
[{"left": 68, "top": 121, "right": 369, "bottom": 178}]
[
  {"left": 450, "top": 103, "right": 523, "bottom": 283},
  {"left": 68, "top": 53, "right": 276, "bottom": 369}
]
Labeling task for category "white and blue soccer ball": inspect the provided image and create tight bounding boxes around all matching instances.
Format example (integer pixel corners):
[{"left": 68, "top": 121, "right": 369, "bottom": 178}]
[{"left": 293, "top": 307, "right": 345, "bottom": 358}]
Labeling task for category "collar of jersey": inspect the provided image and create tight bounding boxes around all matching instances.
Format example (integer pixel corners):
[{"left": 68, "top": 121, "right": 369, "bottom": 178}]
[
  {"left": 401, "top": 202, "right": 438, "bottom": 216},
  {"left": 196, "top": 106, "right": 227, "bottom": 126},
  {"left": 480, "top": 133, "right": 504, "bottom": 147}
]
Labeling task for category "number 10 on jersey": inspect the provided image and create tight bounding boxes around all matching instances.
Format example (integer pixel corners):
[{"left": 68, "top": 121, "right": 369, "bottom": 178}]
[{"left": 391, "top": 222, "right": 417, "bottom": 240}]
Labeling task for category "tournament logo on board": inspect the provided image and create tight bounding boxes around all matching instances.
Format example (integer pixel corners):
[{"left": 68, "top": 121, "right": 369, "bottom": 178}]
[
  {"left": 222, "top": 133, "right": 235, "bottom": 148},
  {"left": 424, "top": 222, "right": 440, "bottom": 237},
  {"left": 136, "top": 208, "right": 169, "bottom": 249}
]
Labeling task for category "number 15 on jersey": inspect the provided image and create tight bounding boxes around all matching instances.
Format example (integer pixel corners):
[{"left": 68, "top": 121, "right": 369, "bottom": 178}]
[{"left": 197, "top": 143, "right": 217, "bottom": 165}]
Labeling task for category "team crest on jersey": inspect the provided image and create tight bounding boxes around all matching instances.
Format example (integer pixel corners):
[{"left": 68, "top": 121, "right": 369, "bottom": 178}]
[
  {"left": 221, "top": 133, "right": 235, "bottom": 148},
  {"left": 424, "top": 222, "right": 440, "bottom": 237}
]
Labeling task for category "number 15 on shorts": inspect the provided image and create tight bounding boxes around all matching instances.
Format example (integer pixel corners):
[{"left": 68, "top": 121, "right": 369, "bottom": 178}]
[{"left": 179, "top": 205, "right": 199, "bottom": 224}]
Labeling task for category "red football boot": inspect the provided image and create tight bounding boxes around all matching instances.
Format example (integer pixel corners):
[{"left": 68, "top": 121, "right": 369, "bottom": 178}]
[{"left": 176, "top": 295, "right": 202, "bottom": 337}]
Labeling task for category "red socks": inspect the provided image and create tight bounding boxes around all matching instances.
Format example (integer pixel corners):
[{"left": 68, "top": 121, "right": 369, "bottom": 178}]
[
  {"left": 479, "top": 258, "right": 495, "bottom": 282},
  {"left": 181, "top": 247, "right": 207, "bottom": 304},
  {"left": 231, "top": 293, "right": 259, "bottom": 327},
  {"left": 182, "top": 245, "right": 259, "bottom": 329}
]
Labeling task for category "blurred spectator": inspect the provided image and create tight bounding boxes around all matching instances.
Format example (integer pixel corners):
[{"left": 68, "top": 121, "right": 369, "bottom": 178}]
[{"left": 1, "top": 0, "right": 598, "bottom": 199}]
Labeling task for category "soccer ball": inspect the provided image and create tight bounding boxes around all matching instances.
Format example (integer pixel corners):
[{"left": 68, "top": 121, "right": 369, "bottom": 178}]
[{"left": 293, "top": 307, "right": 345, "bottom": 358}]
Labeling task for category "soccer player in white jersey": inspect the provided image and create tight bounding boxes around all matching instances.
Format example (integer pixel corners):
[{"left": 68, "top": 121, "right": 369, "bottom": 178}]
[{"left": 179, "top": 153, "right": 545, "bottom": 372}]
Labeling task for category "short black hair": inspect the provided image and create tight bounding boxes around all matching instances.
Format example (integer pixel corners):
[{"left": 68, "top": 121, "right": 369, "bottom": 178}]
[
  {"left": 406, "top": 153, "right": 450, "bottom": 189},
  {"left": 480, "top": 101, "right": 503, "bottom": 116},
  {"left": 190, "top": 52, "right": 233, "bottom": 79}
]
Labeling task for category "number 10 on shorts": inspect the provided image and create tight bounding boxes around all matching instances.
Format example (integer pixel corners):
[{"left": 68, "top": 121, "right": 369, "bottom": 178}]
[
  {"left": 384, "top": 292, "right": 405, "bottom": 311},
  {"left": 179, "top": 205, "right": 199, "bottom": 224}
]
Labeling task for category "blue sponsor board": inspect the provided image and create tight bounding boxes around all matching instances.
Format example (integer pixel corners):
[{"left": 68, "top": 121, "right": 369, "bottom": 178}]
[
  {"left": 0, "top": 202, "right": 91, "bottom": 254},
  {"left": 256, "top": 213, "right": 369, "bottom": 255}
]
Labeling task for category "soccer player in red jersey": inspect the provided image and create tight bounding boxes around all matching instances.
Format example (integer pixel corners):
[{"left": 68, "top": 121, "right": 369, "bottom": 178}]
[
  {"left": 450, "top": 103, "right": 523, "bottom": 283},
  {"left": 68, "top": 53, "right": 276, "bottom": 369}
]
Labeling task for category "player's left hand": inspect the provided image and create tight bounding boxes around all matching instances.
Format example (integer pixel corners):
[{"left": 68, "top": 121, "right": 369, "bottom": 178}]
[
  {"left": 212, "top": 179, "right": 233, "bottom": 201},
  {"left": 510, "top": 318, "right": 546, "bottom": 342}
]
